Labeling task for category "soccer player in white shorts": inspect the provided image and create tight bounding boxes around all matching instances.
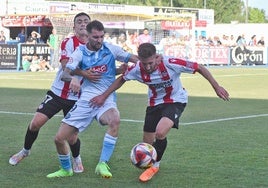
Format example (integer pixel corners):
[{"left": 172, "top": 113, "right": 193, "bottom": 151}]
[{"left": 46, "top": 20, "right": 139, "bottom": 179}]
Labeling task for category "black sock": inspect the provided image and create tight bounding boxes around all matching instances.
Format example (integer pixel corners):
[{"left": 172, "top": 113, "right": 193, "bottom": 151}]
[
  {"left": 153, "top": 138, "right": 167, "bottom": 162},
  {"left": 69, "top": 138, "right": 81, "bottom": 158},
  {"left": 24, "top": 126, "right": 39, "bottom": 150}
]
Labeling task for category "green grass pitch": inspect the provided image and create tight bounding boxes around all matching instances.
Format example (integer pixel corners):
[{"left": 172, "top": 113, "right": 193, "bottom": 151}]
[{"left": 0, "top": 67, "right": 268, "bottom": 187}]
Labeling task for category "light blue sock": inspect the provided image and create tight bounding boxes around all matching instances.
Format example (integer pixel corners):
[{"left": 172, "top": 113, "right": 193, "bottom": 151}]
[
  {"left": 99, "top": 133, "right": 117, "bottom": 162},
  {"left": 58, "top": 153, "right": 72, "bottom": 171}
]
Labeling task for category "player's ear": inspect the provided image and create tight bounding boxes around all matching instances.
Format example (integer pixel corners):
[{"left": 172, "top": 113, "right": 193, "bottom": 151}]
[{"left": 155, "top": 54, "right": 162, "bottom": 63}]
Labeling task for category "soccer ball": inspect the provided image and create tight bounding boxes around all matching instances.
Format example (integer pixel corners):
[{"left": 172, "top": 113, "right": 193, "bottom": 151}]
[{"left": 130, "top": 142, "right": 157, "bottom": 169}]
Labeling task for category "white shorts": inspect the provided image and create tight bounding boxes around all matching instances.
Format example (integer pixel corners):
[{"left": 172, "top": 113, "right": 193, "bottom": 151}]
[{"left": 62, "top": 99, "right": 118, "bottom": 132}]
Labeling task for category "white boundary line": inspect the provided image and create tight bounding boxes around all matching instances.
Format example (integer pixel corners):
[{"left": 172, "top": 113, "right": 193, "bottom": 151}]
[
  {"left": 181, "top": 114, "right": 268, "bottom": 125},
  {"left": 1, "top": 110, "right": 267, "bottom": 126}
]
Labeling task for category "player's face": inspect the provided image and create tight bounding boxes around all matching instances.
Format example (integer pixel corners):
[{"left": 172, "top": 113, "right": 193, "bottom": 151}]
[
  {"left": 73, "top": 15, "right": 90, "bottom": 37},
  {"left": 140, "top": 54, "right": 159, "bottom": 74},
  {"left": 87, "top": 29, "right": 104, "bottom": 51}
]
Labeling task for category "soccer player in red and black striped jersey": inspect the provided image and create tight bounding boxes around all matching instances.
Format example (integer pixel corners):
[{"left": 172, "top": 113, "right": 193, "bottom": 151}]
[
  {"left": 9, "top": 12, "right": 94, "bottom": 175},
  {"left": 90, "top": 42, "right": 230, "bottom": 182}
]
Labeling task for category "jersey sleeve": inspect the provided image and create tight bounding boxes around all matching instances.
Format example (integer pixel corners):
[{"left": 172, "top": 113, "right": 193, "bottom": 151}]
[
  {"left": 60, "top": 37, "right": 73, "bottom": 62},
  {"left": 123, "top": 62, "right": 138, "bottom": 81},
  {"left": 66, "top": 47, "right": 83, "bottom": 71},
  {"left": 166, "top": 56, "right": 199, "bottom": 74},
  {"left": 106, "top": 43, "right": 131, "bottom": 63}
]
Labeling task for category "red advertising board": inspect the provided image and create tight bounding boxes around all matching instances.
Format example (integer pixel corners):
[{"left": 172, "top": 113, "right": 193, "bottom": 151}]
[
  {"left": 161, "top": 20, "right": 207, "bottom": 30},
  {"left": 1, "top": 15, "right": 52, "bottom": 27}
]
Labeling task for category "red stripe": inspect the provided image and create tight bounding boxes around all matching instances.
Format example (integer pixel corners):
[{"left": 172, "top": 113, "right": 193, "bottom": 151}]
[
  {"left": 60, "top": 38, "right": 70, "bottom": 62},
  {"left": 158, "top": 62, "right": 170, "bottom": 80},
  {"left": 163, "top": 86, "right": 173, "bottom": 103},
  {"left": 73, "top": 36, "right": 81, "bottom": 48},
  {"left": 158, "top": 62, "right": 173, "bottom": 103},
  {"left": 61, "top": 82, "right": 70, "bottom": 99},
  {"left": 60, "top": 36, "right": 82, "bottom": 99},
  {"left": 168, "top": 58, "right": 198, "bottom": 71},
  {"left": 149, "top": 85, "right": 156, "bottom": 106},
  {"left": 139, "top": 62, "right": 155, "bottom": 105},
  {"left": 140, "top": 62, "right": 151, "bottom": 82}
]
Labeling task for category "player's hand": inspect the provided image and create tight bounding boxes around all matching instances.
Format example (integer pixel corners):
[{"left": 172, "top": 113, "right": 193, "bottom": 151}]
[
  {"left": 116, "top": 63, "right": 128, "bottom": 75},
  {"left": 215, "top": 86, "right": 230, "bottom": 101},
  {"left": 90, "top": 95, "right": 106, "bottom": 107},
  {"left": 84, "top": 69, "right": 101, "bottom": 82},
  {"left": 69, "top": 77, "right": 80, "bottom": 94},
  {"left": 61, "top": 68, "right": 73, "bottom": 82}
]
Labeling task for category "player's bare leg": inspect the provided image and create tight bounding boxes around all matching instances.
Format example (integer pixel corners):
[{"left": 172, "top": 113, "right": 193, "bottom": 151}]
[
  {"left": 95, "top": 108, "right": 120, "bottom": 178},
  {"left": 47, "top": 123, "right": 78, "bottom": 178},
  {"left": 140, "top": 117, "right": 173, "bottom": 182}
]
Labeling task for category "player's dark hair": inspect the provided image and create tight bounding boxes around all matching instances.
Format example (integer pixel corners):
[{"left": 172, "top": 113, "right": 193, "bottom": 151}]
[
  {"left": 138, "top": 43, "right": 156, "bottom": 59},
  {"left": 73, "top": 12, "right": 91, "bottom": 23},
  {"left": 86, "top": 20, "right": 104, "bottom": 33}
]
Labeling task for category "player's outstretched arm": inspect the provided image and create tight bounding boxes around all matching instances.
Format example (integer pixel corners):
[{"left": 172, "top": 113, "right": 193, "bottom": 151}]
[
  {"left": 197, "top": 64, "right": 230, "bottom": 101},
  {"left": 90, "top": 75, "right": 126, "bottom": 107}
]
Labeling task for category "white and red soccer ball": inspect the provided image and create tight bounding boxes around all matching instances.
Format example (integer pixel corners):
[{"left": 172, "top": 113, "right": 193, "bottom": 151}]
[{"left": 130, "top": 142, "right": 157, "bottom": 169}]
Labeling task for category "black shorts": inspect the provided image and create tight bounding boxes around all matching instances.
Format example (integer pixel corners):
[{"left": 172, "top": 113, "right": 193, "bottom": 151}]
[
  {"left": 36, "top": 90, "right": 76, "bottom": 119},
  {"left": 144, "top": 102, "right": 186, "bottom": 133}
]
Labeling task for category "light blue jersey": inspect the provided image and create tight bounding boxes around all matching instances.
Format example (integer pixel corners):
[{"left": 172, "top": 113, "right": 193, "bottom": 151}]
[
  {"left": 63, "top": 42, "right": 131, "bottom": 132},
  {"left": 67, "top": 42, "right": 131, "bottom": 102}
]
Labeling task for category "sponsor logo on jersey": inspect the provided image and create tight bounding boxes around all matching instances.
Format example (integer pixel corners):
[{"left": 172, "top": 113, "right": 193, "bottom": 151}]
[
  {"left": 92, "top": 64, "right": 107, "bottom": 73},
  {"left": 149, "top": 79, "right": 173, "bottom": 89}
]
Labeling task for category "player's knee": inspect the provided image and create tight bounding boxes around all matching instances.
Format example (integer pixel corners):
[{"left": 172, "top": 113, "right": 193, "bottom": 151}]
[
  {"left": 54, "top": 133, "right": 65, "bottom": 146},
  {"left": 100, "top": 108, "right": 120, "bottom": 126},
  {"left": 110, "top": 115, "right": 120, "bottom": 126},
  {"left": 107, "top": 116, "right": 120, "bottom": 132},
  {"left": 67, "top": 134, "right": 78, "bottom": 145},
  {"left": 106, "top": 115, "right": 120, "bottom": 136},
  {"left": 29, "top": 113, "right": 48, "bottom": 131},
  {"left": 29, "top": 119, "right": 43, "bottom": 131},
  {"left": 155, "top": 130, "right": 166, "bottom": 140}
]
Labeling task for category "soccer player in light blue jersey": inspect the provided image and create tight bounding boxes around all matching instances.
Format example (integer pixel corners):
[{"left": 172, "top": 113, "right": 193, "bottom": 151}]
[{"left": 47, "top": 20, "right": 139, "bottom": 178}]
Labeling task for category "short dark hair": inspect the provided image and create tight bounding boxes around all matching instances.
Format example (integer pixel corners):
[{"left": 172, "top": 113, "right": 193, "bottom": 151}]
[
  {"left": 86, "top": 20, "right": 104, "bottom": 33},
  {"left": 138, "top": 43, "right": 156, "bottom": 59},
  {"left": 73, "top": 12, "right": 91, "bottom": 23}
]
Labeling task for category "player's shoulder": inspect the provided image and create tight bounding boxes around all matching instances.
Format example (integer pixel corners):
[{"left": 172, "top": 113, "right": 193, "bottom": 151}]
[
  {"left": 77, "top": 44, "right": 87, "bottom": 52},
  {"left": 162, "top": 56, "right": 174, "bottom": 64},
  {"left": 103, "top": 42, "right": 121, "bottom": 50},
  {"left": 166, "top": 57, "right": 199, "bottom": 70},
  {"left": 61, "top": 37, "right": 73, "bottom": 47},
  {"left": 127, "top": 61, "right": 140, "bottom": 73},
  {"left": 62, "top": 35, "right": 78, "bottom": 43}
]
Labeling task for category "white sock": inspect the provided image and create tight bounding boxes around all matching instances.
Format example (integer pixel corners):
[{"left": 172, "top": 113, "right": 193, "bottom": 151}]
[
  {"left": 153, "top": 161, "right": 160, "bottom": 168},
  {"left": 22, "top": 148, "right": 30, "bottom": 155}
]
